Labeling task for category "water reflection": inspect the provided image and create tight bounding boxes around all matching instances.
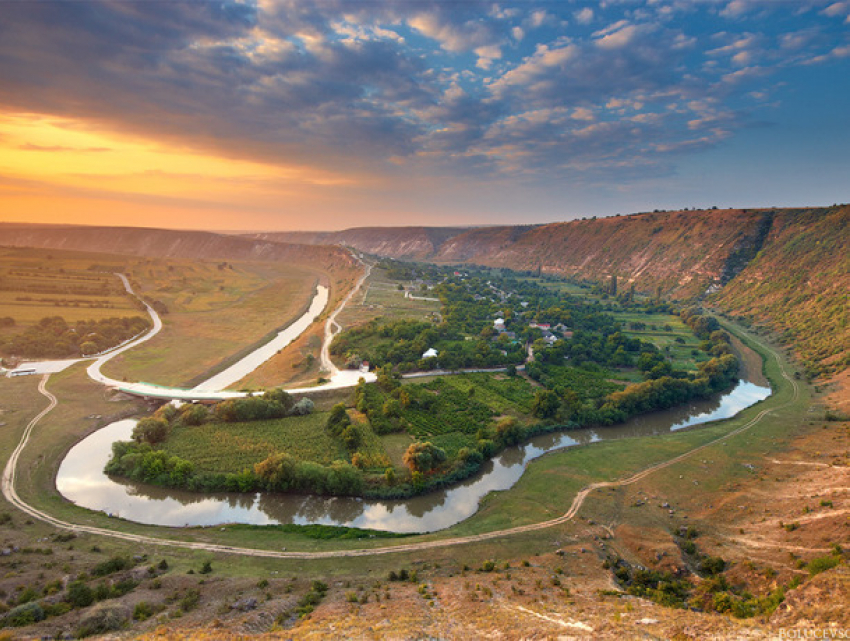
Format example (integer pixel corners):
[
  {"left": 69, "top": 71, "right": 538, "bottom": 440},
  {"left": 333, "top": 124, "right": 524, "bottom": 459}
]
[{"left": 56, "top": 380, "right": 770, "bottom": 533}]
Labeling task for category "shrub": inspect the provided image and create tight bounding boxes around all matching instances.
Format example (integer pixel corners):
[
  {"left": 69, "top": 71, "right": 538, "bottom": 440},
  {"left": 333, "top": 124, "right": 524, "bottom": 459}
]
[
  {"left": 179, "top": 589, "right": 200, "bottom": 612},
  {"left": 66, "top": 580, "right": 94, "bottom": 608},
  {"left": 2, "top": 602, "right": 46, "bottom": 627},
  {"left": 92, "top": 556, "right": 133, "bottom": 577},
  {"left": 132, "top": 418, "right": 169, "bottom": 445},
  {"left": 290, "top": 397, "right": 315, "bottom": 416},
  {"left": 807, "top": 555, "right": 841, "bottom": 576},
  {"left": 74, "top": 603, "right": 129, "bottom": 638},
  {"left": 402, "top": 442, "right": 447, "bottom": 473},
  {"left": 699, "top": 556, "right": 727, "bottom": 576}
]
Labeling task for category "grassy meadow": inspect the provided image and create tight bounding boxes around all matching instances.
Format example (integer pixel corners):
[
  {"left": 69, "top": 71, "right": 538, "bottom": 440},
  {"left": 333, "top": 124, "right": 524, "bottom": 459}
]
[
  {"left": 335, "top": 265, "right": 441, "bottom": 329},
  {"left": 100, "top": 259, "right": 320, "bottom": 387}
]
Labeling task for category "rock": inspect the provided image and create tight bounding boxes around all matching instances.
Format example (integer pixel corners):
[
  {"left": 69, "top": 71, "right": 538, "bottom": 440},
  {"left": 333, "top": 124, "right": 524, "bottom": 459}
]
[{"left": 231, "top": 597, "right": 258, "bottom": 612}]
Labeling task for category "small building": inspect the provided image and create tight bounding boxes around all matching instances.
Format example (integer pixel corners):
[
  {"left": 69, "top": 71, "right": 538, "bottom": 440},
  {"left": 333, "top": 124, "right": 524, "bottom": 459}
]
[
  {"left": 422, "top": 348, "right": 439, "bottom": 359},
  {"left": 359, "top": 361, "right": 371, "bottom": 373},
  {"left": 494, "top": 318, "right": 505, "bottom": 331}
]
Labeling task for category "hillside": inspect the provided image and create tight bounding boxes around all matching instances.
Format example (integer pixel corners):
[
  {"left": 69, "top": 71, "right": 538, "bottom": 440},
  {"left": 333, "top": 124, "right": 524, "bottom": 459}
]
[
  {"left": 249, "top": 226, "right": 470, "bottom": 261},
  {"left": 247, "top": 210, "right": 779, "bottom": 300},
  {"left": 0, "top": 223, "right": 356, "bottom": 271},
  {"left": 431, "top": 209, "right": 775, "bottom": 298},
  {"left": 712, "top": 206, "right": 849, "bottom": 384}
]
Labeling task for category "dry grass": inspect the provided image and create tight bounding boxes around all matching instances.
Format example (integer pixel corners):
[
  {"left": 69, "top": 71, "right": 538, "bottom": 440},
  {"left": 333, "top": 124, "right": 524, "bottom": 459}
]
[{"left": 101, "top": 261, "right": 319, "bottom": 387}]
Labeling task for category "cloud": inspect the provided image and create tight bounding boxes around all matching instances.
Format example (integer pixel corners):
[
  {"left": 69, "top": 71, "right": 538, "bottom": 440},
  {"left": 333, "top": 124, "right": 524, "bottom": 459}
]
[
  {"left": 720, "top": 0, "right": 753, "bottom": 19},
  {"left": 1, "top": 0, "right": 847, "bottom": 203},
  {"left": 574, "top": 8, "right": 594, "bottom": 25},
  {"left": 18, "top": 143, "right": 112, "bottom": 152}
]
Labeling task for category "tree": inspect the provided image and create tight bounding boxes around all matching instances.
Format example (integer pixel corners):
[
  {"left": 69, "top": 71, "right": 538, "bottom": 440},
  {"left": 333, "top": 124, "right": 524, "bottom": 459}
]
[
  {"left": 402, "top": 441, "right": 447, "bottom": 473},
  {"left": 326, "top": 403, "right": 351, "bottom": 436},
  {"left": 179, "top": 403, "right": 208, "bottom": 426},
  {"left": 132, "top": 417, "right": 169, "bottom": 444},
  {"left": 531, "top": 389, "right": 560, "bottom": 419},
  {"left": 494, "top": 416, "right": 523, "bottom": 445},
  {"left": 290, "top": 397, "right": 315, "bottom": 416},
  {"left": 254, "top": 452, "right": 296, "bottom": 490}
]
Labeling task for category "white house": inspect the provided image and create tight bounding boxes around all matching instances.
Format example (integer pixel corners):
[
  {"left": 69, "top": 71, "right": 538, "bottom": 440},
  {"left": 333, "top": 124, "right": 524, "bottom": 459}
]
[
  {"left": 494, "top": 318, "right": 505, "bottom": 331},
  {"left": 422, "top": 348, "right": 439, "bottom": 359}
]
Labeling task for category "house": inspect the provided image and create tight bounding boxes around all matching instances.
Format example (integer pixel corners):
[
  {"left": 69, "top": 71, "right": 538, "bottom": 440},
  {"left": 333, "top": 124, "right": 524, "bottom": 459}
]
[
  {"left": 422, "top": 348, "right": 439, "bottom": 359},
  {"left": 541, "top": 330, "right": 558, "bottom": 345},
  {"left": 359, "top": 361, "right": 371, "bottom": 373},
  {"left": 529, "top": 322, "right": 551, "bottom": 331},
  {"left": 493, "top": 318, "right": 505, "bottom": 331}
]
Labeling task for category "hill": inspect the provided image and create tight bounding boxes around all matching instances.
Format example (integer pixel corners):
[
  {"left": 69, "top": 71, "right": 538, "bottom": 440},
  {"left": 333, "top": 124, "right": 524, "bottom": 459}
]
[
  {"left": 0, "top": 223, "right": 356, "bottom": 271},
  {"left": 246, "top": 209, "right": 779, "bottom": 300},
  {"left": 711, "top": 206, "right": 849, "bottom": 384},
  {"left": 4, "top": 207, "right": 847, "bottom": 391},
  {"left": 249, "top": 226, "right": 470, "bottom": 261}
]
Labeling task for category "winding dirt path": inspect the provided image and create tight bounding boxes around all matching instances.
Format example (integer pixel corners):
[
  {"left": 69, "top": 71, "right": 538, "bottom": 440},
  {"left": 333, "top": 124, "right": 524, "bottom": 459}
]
[
  {"left": 1, "top": 327, "right": 800, "bottom": 560},
  {"left": 319, "top": 260, "right": 372, "bottom": 377}
]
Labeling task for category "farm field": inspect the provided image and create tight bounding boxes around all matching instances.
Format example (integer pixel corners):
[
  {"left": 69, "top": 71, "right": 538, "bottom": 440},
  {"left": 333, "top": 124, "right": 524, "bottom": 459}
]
[
  {"left": 162, "top": 413, "right": 350, "bottom": 473},
  {"left": 334, "top": 265, "right": 441, "bottom": 330},
  {"left": 0, "top": 247, "right": 140, "bottom": 330},
  {"left": 100, "top": 259, "right": 321, "bottom": 387},
  {"left": 224, "top": 260, "right": 365, "bottom": 391}
]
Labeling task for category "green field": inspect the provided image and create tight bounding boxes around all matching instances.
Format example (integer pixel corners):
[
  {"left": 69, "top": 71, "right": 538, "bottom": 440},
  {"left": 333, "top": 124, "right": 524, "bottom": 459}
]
[
  {"left": 611, "top": 310, "right": 708, "bottom": 372},
  {"left": 162, "top": 413, "right": 350, "bottom": 472},
  {"left": 0, "top": 315, "right": 828, "bottom": 585}
]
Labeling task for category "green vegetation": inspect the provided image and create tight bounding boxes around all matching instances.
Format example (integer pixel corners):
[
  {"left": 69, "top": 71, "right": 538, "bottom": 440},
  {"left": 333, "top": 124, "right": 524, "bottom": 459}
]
[{"left": 105, "top": 264, "right": 739, "bottom": 502}]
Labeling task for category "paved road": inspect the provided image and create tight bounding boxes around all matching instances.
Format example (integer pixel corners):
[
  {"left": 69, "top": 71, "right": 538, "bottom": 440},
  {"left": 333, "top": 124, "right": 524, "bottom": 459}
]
[{"left": 1, "top": 326, "right": 798, "bottom": 560}]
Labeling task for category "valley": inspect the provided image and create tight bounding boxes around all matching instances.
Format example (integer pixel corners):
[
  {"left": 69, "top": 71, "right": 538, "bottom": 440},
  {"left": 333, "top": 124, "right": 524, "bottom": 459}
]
[{"left": 0, "top": 208, "right": 846, "bottom": 639}]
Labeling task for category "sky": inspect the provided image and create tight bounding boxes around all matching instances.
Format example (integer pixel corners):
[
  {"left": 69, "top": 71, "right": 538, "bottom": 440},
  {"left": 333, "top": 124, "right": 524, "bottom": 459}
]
[{"left": 0, "top": 0, "right": 848, "bottom": 232}]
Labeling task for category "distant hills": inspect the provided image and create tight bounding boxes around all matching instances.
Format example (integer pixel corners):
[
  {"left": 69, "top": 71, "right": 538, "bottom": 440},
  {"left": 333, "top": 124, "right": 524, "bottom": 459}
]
[
  {"left": 0, "top": 223, "right": 356, "bottom": 271},
  {"left": 3, "top": 205, "right": 847, "bottom": 386}
]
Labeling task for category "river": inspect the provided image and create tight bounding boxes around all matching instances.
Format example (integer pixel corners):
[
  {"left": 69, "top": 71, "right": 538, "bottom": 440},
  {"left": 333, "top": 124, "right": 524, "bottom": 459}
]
[{"left": 56, "top": 377, "right": 770, "bottom": 534}]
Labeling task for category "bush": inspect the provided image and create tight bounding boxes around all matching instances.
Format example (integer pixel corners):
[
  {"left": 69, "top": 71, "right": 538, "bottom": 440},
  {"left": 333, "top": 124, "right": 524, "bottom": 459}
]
[
  {"left": 699, "top": 556, "right": 727, "bottom": 576},
  {"left": 179, "top": 589, "right": 200, "bottom": 612},
  {"left": 2, "top": 602, "right": 45, "bottom": 627},
  {"left": 132, "top": 601, "right": 164, "bottom": 621},
  {"left": 66, "top": 580, "right": 94, "bottom": 608},
  {"left": 402, "top": 441, "right": 447, "bottom": 473},
  {"left": 132, "top": 418, "right": 169, "bottom": 445},
  {"left": 290, "top": 397, "right": 315, "bottom": 416},
  {"left": 74, "top": 603, "right": 129, "bottom": 638},
  {"left": 92, "top": 555, "right": 133, "bottom": 577},
  {"left": 807, "top": 554, "right": 841, "bottom": 576}
]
